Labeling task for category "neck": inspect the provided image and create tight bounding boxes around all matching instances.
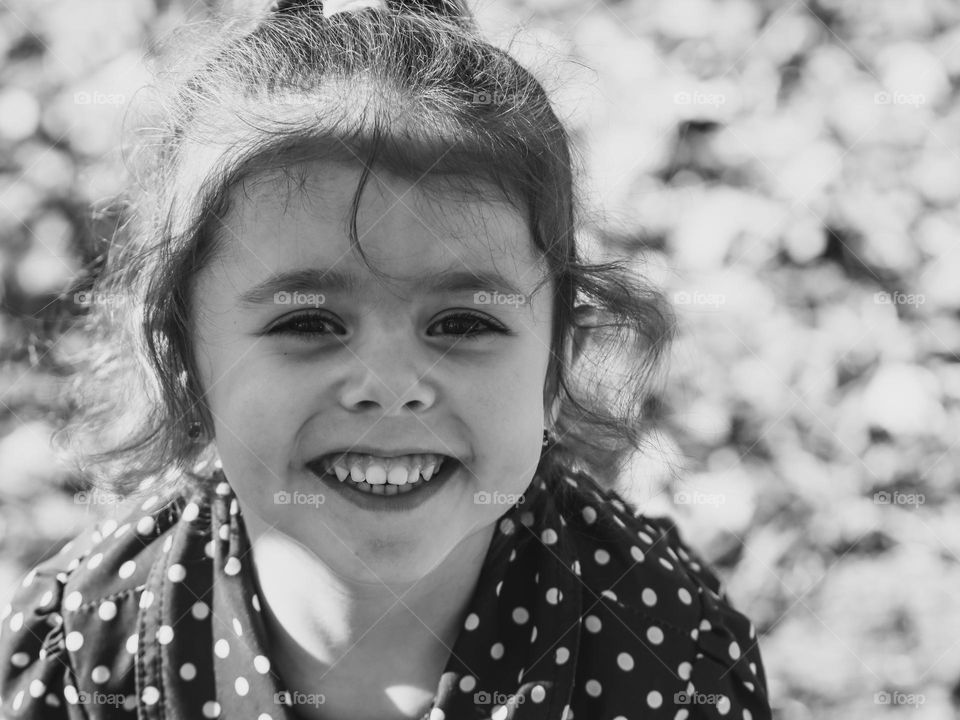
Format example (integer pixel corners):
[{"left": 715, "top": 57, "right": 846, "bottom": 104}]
[{"left": 240, "top": 510, "right": 495, "bottom": 716}]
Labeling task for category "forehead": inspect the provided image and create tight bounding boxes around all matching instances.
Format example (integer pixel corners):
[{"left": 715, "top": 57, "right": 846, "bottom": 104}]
[{"left": 214, "top": 160, "right": 544, "bottom": 287}]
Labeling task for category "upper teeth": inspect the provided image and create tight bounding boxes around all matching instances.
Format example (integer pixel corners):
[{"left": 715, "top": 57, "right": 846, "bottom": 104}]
[{"left": 321, "top": 453, "right": 446, "bottom": 485}]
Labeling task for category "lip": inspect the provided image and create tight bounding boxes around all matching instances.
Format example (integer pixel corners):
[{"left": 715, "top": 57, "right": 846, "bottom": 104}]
[
  {"left": 311, "top": 446, "right": 459, "bottom": 462},
  {"left": 306, "top": 458, "right": 459, "bottom": 512}
]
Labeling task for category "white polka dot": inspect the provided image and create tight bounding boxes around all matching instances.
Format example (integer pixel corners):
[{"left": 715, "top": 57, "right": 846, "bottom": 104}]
[
  {"left": 464, "top": 613, "right": 479, "bottom": 631},
  {"left": 530, "top": 626, "right": 538, "bottom": 643},
  {"left": 571, "top": 560, "right": 581, "bottom": 576},
  {"left": 678, "top": 661, "right": 692, "bottom": 680},
  {"left": 729, "top": 640, "right": 741, "bottom": 660},
  {"left": 233, "top": 618, "right": 243, "bottom": 636},
  {"left": 87, "top": 553, "right": 103, "bottom": 569},
  {"left": 142, "top": 686, "right": 159, "bottom": 705},
  {"left": 581, "top": 506, "right": 597, "bottom": 524},
  {"left": 180, "top": 663, "right": 197, "bottom": 681},
  {"left": 459, "top": 675, "right": 476, "bottom": 693},
  {"left": 216, "top": 481, "right": 230, "bottom": 495},
  {"left": 585, "top": 680, "right": 601, "bottom": 697},
  {"left": 429, "top": 709, "right": 446, "bottom": 720},
  {"left": 123, "top": 695, "right": 136, "bottom": 711},
  {"left": 118, "top": 560, "right": 136, "bottom": 579},
  {"left": 11, "top": 652, "right": 29, "bottom": 668},
  {"left": 744, "top": 710, "right": 752, "bottom": 720},
  {"left": 490, "top": 643, "right": 504, "bottom": 660},
  {"left": 139, "top": 591, "right": 154, "bottom": 609},
  {"left": 638, "top": 531, "right": 654, "bottom": 544},
  {"left": 555, "top": 647, "right": 569, "bottom": 665},
  {"left": 182, "top": 502, "right": 200, "bottom": 522},
  {"left": 675, "top": 712, "right": 689, "bottom": 720},
  {"left": 91, "top": 665, "right": 110, "bottom": 684},
  {"left": 229, "top": 499, "right": 239, "bottom": 515},
  {"left": 617, "top": 652, "right": 634, "bottom": 671},
  {"left": 29, "top": 679, "right": 45, "bottom": 698},
  {"left": 642, "top": 588, "right": 657, "bottom": 606},
  {"left": 141, "top": 495, "right": 159, "bottom": 511},
  {"left": 257, "top": 715, "right": 272, "bottom": 720},
  {"left": 541, "top": 528, "right": 558, "bottom": 545},
  {"left": 157, "top": 625, "right": 174, "bottom": 644},
  {"left": 65, "top": 632, "right": 83, "bottom": 651},
  {"left": 495, "top": 581, "right": 503, "bottom": 596},
  {"left": 192, "top": 601, "right": 210, "bottom": 620},
  {"left": 678, "top": 588, "right": 693, "bottom": 604},
  {"left": 204, "top": 540, "right": 215, "bottom": 558},
  {"left": 584, "top": 615, "right": 601, "bottom": 633},
  {"left": 136, "top": 516, "right": 155, "bottom": 535},
  {"left": 499, "top": 518, "right": 515, "bottom": 535},
  {"left": 203, "top": 700, "right": 221, "bottom": 718},
  {"left": 254, "top": 655, "right": 271, "bottom": 674},
  {"left": 630, "top": 546, "right": 644, "bottom": 562},
  {"left": 235, "top": 677, "right": 249, "bottom": 696},
  {"left": 215, "top": 639, "right": 230, "bottom": 658},
  {"left": 531, "top": 685, "right": 546, "bottom": 703},
  {"left": 219, "top": 525, "right": 229, "bottom": 541},
  {"left": 224, "top": 557, "right": 241, "bottom": 575},
  {"left": 700, "top": 619, "right": 712, "bottom": 632},
  {"left": 546, "top": 588, "right": 562, "bottom": 604},
  {"left": 646, "top": 690, "right": 662, "bottom": 708},
  {"left": 512, "top": 607, "right": 529, "bottom": 624},
  {"left": 659, "top": 557, "right": 674, "bottom": 571},
  {"left": 64, "top": 591, "right": 82, "bottom": 611},
  {"left": 492, "top": 706, "right": 508, "bottom": 720},
  {"left": 38, "top": 591, "right": 54, "bottom": 610},
  {"left": 594, "top": 549, "right": 610, "bottom": 565},
  {"left": 167, "top": 564, "right": 186, "bottom": 582},
  {"left": 716, "top": 694, "right": 730, "bottom": 715},
  {"left": 646, "top": 626, "right": 664, "bottom": 644},
  {"left": 251, "top": 594, "right": 261, "bottom": 612},
  {"left": 126, "top": 634, "right": 138, "bottom": 654},
  {"left": 63, "top": 686, "right": 77, "bottom": 705},
  {"left": 601, "top": 589, "right": 618, "bottom": 602},
  {"left": 561, "top": 704, "right": 573, "bottom": 720}
]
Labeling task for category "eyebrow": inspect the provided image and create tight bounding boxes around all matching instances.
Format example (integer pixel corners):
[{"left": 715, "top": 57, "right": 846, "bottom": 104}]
[{"left": 237, "top": 267, "right": 529, "bottom": 306}]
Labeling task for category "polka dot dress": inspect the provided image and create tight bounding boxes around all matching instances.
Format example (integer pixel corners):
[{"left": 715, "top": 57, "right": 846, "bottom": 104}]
[{"left": 0, "top": 470, "right": 771, "bottom": 719}]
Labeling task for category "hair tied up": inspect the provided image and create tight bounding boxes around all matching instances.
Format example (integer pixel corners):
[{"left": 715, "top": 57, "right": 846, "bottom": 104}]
[{"left": 269, "top": 0, "right": 473, "bottom": 25}]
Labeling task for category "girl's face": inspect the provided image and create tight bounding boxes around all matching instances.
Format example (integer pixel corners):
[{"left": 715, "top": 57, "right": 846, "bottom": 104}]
[{"left": 190, "top": 161, "right": 554, "bottom": 583}]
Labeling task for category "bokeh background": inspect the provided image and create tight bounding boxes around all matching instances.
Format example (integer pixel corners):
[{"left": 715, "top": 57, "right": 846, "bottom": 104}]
[{"left": 1, "top": 0, "right": 959, "bottom": 717}]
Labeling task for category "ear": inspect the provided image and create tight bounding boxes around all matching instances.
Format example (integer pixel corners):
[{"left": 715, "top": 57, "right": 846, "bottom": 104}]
[{"left": 544, "top": 305, "right": 596, "bottom": 425}]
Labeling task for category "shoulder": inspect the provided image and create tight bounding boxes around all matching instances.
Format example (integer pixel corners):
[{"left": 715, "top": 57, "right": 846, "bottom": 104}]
[
  {"left": 550, "top": 470, "right": 772, "bottom": 717},
  {"left": 0, "top": 483, "right": 214, "bottom": 717}
]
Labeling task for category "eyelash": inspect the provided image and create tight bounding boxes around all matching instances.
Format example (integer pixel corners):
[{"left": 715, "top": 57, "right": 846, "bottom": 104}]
[{"left": 267, "top": 311, "right": 510, "bottom": 341}]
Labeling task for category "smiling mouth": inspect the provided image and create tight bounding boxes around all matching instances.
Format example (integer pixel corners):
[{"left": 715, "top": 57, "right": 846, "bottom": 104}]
[{"left": 305, "top": 454, "right": 458, "bottom": 496}]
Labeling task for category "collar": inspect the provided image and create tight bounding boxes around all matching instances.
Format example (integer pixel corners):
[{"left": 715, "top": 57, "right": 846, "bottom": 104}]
[{"left": 135, "top": 471, "right": 583, "bottom": 720}]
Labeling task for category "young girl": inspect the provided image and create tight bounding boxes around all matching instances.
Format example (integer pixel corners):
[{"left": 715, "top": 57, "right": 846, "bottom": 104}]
[{"left": 0, "top": 0, "right": 771, "bottom": 718}]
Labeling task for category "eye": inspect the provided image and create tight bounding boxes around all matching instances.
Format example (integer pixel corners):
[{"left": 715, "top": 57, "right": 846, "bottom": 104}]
[
  {"left": 267, "top": 312, "right": 343, "bottom": 338},
  {"left": 429, "top": 312, "right": 509, "bottom": 340}
]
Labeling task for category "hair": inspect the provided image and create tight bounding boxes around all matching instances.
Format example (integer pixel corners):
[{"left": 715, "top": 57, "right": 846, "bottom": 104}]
[{"left": 52, "top": 0, "right": 677, "bottom": 510}]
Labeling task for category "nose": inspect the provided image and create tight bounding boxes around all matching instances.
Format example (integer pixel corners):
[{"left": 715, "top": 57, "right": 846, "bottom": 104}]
[{"left": 337, "top": 327, "right": 437, "bottom": 414}]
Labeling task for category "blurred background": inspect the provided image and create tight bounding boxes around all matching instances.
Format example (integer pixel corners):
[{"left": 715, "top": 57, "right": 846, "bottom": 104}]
[{"left": 0, "top": 0, "right": 958, "bottom": 717}]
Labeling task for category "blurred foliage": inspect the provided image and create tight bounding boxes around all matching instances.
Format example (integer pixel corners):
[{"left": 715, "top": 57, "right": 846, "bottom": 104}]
[{"left": 0, "top": 0, "right": 959, "bottom": 717}]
